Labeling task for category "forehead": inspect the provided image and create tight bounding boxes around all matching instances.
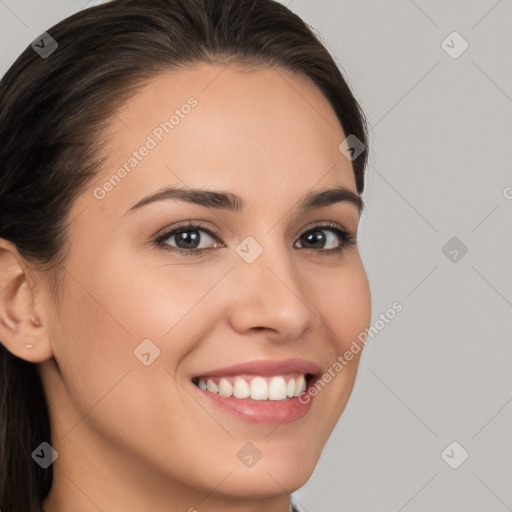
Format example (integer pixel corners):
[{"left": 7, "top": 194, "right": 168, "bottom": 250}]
[{"left": 82, "top": 63, "right": 357, "bottom": 218}]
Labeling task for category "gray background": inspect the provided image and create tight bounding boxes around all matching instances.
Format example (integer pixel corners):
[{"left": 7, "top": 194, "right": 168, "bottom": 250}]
[{"left": 1, "top": 1, "right": 511, "bottom": 511}]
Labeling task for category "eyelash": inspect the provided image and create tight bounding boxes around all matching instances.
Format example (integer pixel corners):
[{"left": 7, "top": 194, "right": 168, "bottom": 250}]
[{"left": 154, "top": 221, "right": 357, "bottom": 257}]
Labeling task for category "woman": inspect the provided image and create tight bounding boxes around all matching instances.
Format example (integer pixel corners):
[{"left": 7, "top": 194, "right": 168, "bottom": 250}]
[{"left": 0, "top": 0, "right": 371, "bottom": 511}]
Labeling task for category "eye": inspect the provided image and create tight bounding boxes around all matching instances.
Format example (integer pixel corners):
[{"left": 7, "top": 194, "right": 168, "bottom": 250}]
[
  {"left": 294, "top": 223, "right": 357, "bottom": 255},
  {"left": 154, "top": 222, "right": 223, "bottom": 256}
]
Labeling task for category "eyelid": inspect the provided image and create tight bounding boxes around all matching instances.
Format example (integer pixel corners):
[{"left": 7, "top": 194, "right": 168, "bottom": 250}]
[
  {"left": 153, "top": 220, "right": 220, "bottom": 241},
  {"left": 297, "top": 220, "right": 351, "bottom": 237}
]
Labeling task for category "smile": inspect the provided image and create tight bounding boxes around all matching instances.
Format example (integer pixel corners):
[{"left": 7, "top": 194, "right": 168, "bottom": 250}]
[
  {"left": 189, "top": 359, "right": 321, "bottom": 424},
  {"left": 192, "top": 373, "right": 308, "bottom": 401}
]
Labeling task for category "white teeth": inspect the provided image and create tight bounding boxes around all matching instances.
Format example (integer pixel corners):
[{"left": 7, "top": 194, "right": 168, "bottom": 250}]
[
  {"left": 295, "top": 375, "right": 306, "bottom": 396},
  {"left": 206, "top": 379, "right": 218, "bottom": 393},
  {"left": 218, "top": 378, "right": 233, "bottom": 397},
  {"left": 195, "top": 373, "right": 309, "bottom": 401},
  {"left": 287, "top": 378, "right": 296, "bottom": 398},
  {"left": 268, "top": 376, "right": 287, "bottom": 400},
  {"left": 250, "top": 376, "right": 269, "bottom": 400},
  {"left": 233, "top": 377, "right": 251, "bottom": 399}
]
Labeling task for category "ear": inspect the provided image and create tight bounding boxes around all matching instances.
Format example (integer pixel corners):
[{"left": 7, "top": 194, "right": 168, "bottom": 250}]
[{"left": 0, "top": 239, "right": 53, "bottom": 363}]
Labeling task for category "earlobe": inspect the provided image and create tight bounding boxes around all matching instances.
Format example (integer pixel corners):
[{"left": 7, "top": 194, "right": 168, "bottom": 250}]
[{"left": 0, "top": 239, "right": 54, "bottom": 363}]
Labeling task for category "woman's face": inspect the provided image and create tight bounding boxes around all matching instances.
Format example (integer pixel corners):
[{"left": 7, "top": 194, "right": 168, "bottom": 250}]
[{"left": 39, "top": 64, "right": 371, "bottom": 507}]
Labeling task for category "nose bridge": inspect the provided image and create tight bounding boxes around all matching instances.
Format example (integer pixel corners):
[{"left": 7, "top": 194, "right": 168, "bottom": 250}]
[{"left": 227, "top": 234, "right": 316, "bottom": 337}]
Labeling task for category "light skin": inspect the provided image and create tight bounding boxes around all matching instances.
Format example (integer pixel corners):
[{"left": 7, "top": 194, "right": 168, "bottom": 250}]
[{"left": 0, "top": 63, "right": 371, "bottom": 512}]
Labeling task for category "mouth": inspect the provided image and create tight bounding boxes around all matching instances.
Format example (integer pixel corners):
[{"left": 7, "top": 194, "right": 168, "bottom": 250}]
[
  {"left": 189, "top": 359, "right": 321, "bottom": 424},
  {"left": 191, "top": 373, "right": 312, "bottom": 401}
]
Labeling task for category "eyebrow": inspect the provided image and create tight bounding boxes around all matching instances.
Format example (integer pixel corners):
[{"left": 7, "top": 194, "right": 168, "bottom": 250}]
[{"left": 124, "top": 185, "right": 364, "bottom": 216}]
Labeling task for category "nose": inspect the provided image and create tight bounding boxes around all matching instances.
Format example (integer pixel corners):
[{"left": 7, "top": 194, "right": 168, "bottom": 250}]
[{"left": 226, "top": 242, "right": 317, "bottom": 342}]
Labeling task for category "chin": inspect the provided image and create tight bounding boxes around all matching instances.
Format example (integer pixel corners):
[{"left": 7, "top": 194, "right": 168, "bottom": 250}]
[
  {"left": 215, "top": 464, "right": 314, "bottom": 500},
  {"left": 227, "top": 441, "right": 321, "bottom": 498}
]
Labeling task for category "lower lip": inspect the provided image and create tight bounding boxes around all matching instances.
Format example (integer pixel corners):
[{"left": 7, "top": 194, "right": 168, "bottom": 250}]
[{"left": 191, "top": 381, "right": 315, "bottom": 425}]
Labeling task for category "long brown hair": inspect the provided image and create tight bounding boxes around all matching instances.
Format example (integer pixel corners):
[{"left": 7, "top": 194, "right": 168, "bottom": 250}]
[{"left": 0, "top": 1, "right": 369, "bottom": 510}]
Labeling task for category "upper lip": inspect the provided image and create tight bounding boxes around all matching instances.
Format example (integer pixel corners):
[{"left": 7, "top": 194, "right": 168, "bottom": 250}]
[{"left": 191, "top": 358, "right": 322, "bottom": 379}]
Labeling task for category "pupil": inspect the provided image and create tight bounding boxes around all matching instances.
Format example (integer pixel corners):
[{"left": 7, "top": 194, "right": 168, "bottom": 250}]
[{"left": 177, "top": 230, "right": 199, "bottom": 249}]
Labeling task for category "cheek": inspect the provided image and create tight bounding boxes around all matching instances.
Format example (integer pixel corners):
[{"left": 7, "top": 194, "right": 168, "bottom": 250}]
[
  {"left": 314, "top": 256, "right": 372, "bottom": 350},
  {"left": 307, "top": 258, "right": 371, "bottom": 420},
  {"left": 47, "top": 259, "right": 228, "bottom": 484},
  {"left": 57, "top": 250, "right": 221, "bottom": 354},
  {"left": 46, "top": 272, "right": 139, "bottom": 422}
]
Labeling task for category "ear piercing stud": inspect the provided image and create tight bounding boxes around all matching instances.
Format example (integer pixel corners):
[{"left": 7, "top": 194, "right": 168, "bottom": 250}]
[{"left": 26, "top": 317, "right": 37, "bottom": 348}]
